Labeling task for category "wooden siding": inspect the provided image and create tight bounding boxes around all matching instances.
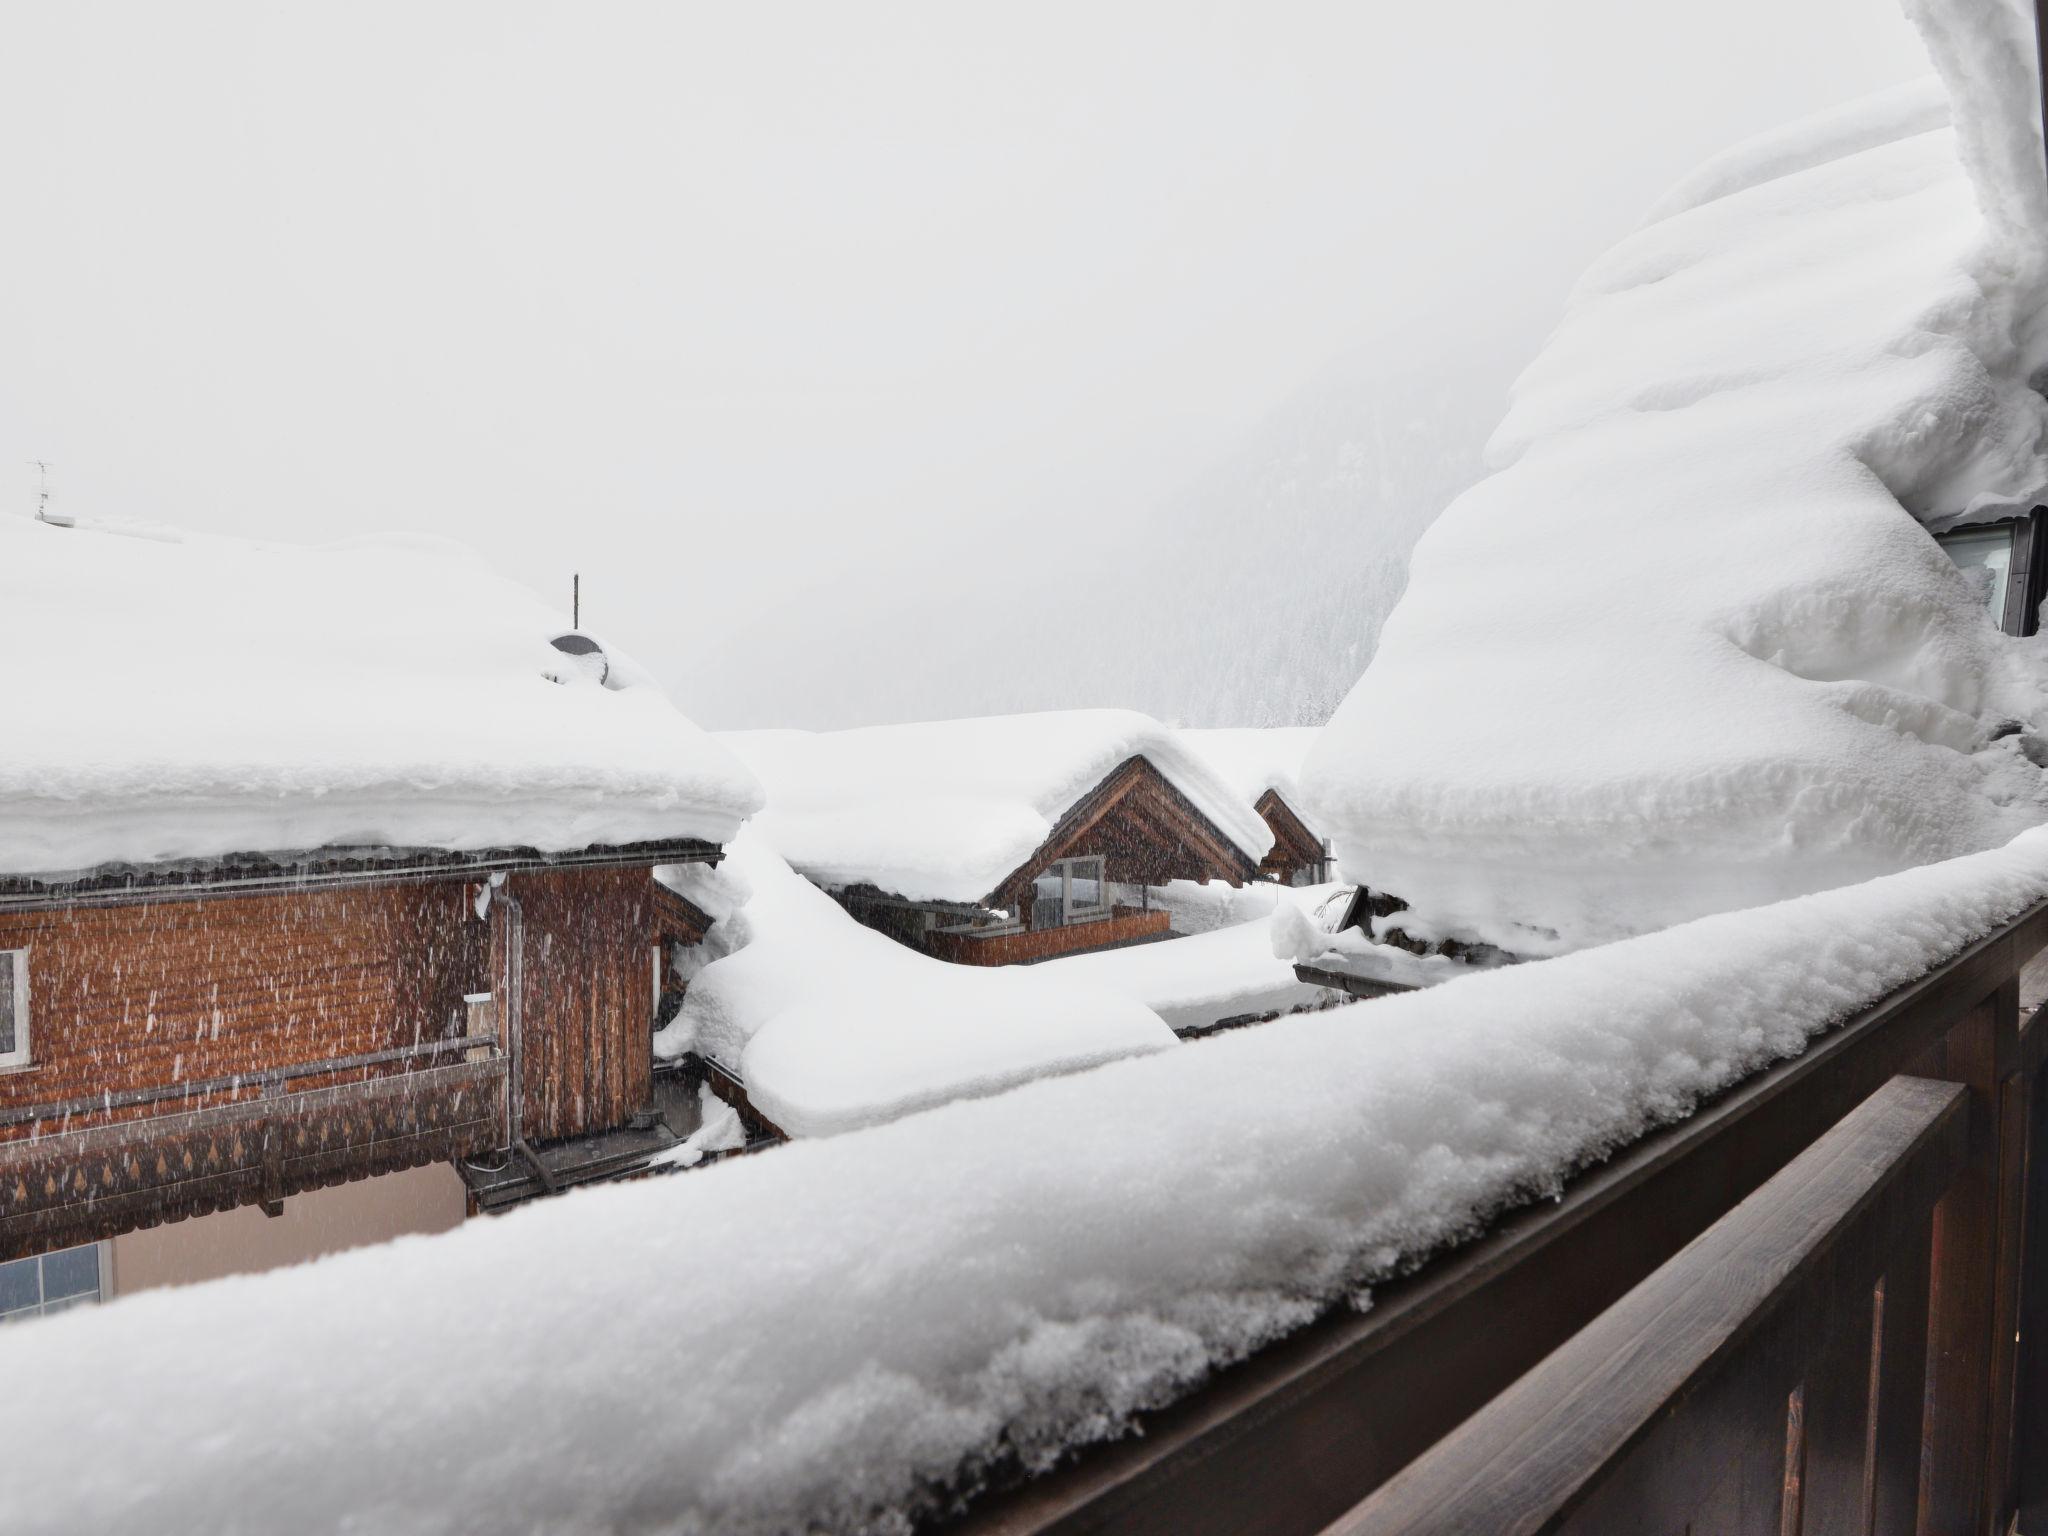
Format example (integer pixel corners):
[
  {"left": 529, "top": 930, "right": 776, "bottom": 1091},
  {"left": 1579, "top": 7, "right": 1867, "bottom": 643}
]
[
  {"left": 0, "top": 1058, "right": 504, "bottom": 1262},
  {"left": 927, "top": 907, "right": 1171, "bottom": 965},
  {"left": 500, "top": 866, "right": 658, "bottom": 1144},
  {"left": 650, "top": 881, "right": 713, "bottom": 947},
  {"left": 986, "top": 756, "right": 1263, "bottom": 919},
  {"left": 1253, "top": 790, "right": 1323, "bottom": 885},
  {"left": 0, "top": 880, "right": 484, "bottom": 1139}
]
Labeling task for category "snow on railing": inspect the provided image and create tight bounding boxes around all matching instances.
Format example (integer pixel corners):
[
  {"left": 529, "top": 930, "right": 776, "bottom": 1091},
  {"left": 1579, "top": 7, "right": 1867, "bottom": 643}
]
[{"left": 7, "top": 832, "right": 2048, "bottom": 1534}]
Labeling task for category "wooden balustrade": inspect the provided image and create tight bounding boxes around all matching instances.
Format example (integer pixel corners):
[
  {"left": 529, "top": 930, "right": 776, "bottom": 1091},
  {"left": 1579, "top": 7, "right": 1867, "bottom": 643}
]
[
  {"left": 0, "top": 1050, "right": 508, "bottom": 1262},
  {"left": 1332, "top": 1075, "right": 1965, "bottom": 1534},
  {"left": 947, "top": 898, "right": 2048, "bottom": 1536}
]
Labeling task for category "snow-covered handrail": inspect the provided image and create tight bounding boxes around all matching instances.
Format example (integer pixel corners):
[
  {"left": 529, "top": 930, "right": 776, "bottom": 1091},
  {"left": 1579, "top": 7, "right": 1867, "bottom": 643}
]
[{"left": 7, "top": 834, "right": 2048, "bottom": 1535}]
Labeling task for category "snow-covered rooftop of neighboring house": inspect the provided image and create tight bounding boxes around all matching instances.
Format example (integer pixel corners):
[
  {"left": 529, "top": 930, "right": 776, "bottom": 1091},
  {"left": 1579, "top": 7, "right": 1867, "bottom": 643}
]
[
  {"left": 1306, "top": 13, "right": 2048, "bottom": 957},
  {"left": 653, "top": 831, "right": 1176, "bottom": 1136},
  {"left": 717, "top": 710, "right": 1273, "bottom": 906},
  {"left": 13, "top": 821, "right": 2048, "bottom": 1536},
  {"left": 0, "top": 514, "right": 763, "bottom": 876},
  {"left": 1179, "top": 726, "right": 1323, "bottom": 816}
]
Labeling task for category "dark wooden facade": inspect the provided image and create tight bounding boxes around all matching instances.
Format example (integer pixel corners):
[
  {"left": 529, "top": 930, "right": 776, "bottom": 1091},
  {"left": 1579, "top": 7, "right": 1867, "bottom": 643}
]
[
  {"left": 498, "top": 865, "right": 659, "bottom": 1144},
  {"left": 844, "top": 755, "right": 1262, "bottom": 967},
  {"left": 1252, "top": 788, "right": 1326, "bottom": 886},
  {"left": 0, "top": 843, "right": 717, "bottom": 1258},
  {"left": 0, "top": 881, "right": 486, "bottom": 1130},
  {"left": 985, "top": 756, "right": 1262, "bottom": 916}
]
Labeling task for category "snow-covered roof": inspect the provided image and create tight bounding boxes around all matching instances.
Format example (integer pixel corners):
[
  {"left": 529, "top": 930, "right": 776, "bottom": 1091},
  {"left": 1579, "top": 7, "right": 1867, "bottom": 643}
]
[
  {"left": 718, "top": 710, "right": 1273, "bottom": 905},
  {"left": 1179, "top": 726, "right": 1322, "bottom": 817},
  {"left": 14, "top": 822, "right": 2048, "bottom": 1536},
  {"left": 654, "top": 831, "right": 1176, "bottom": 1136},
  {"left": 1306, "top": 22, "right": 2048, "bottom": 955},
  {"left": 0, "top": 515, "right": 763, "bottom": 876}
]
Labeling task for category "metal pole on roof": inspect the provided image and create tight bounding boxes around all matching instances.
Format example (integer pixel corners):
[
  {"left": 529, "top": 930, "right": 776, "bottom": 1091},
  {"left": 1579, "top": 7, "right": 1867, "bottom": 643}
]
[{"left": 573, "top": 572, "right": 580, "bottom": 628}]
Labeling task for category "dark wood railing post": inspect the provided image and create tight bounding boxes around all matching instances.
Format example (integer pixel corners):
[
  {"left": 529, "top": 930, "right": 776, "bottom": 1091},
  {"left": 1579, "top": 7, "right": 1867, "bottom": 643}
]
[
  {"left": 1922, "top": 976, "right": 2027, "bottom": 1536},
  {"left": 1869, "top": 1242, "right": 1933, "bottom": 1536},
  {"left": 2014, "top": 1007, "right": 2048, "bottom": 1533}
]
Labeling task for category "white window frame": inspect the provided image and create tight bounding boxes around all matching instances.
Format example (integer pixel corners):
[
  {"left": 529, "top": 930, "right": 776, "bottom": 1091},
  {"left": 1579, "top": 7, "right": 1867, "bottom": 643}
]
[
  {"left": 0, "top": 946, "right": 28, "bottom": 1070},
  {"left": 1049, "top": 856, "right": 1113, "bottom": 927}
]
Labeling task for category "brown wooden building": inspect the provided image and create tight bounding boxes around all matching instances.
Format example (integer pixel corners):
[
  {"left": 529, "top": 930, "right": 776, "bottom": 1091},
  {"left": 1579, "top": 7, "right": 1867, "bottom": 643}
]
[
  {"left": 1180, "top": 727, "right": 1330, "bottom": 887},
  {"left": 0, "top": 517, "right": 763, "bottom": 1264},
  {"left": 0, "top": 840, "right": 729, "bottom": 1260},
  {"left": 1251, "top": 788, "right": 1328, "bottom": 886},
  {"left": 721, "top": 714, "right": 1275, "bottom": 966},
  {"left": 850, "top": 755, "right": 1265, "bottom": 964}
]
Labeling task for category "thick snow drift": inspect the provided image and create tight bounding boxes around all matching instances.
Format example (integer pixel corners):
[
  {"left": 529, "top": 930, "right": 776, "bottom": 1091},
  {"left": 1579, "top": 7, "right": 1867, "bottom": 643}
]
[
  {"left": 0, "top": 516, "right": 762, "bottom": 874},
  {"left": 653, "top": 832, "right": 1177, "bottom": 1136},
  {"left": 718, "top": 711, "right": 1272, "bottom": 905},
  {"left": 1179, "top": 726, "right": 1323, "bottom": 814},
  {"left": 9, "top": 828, "right": 2048, "bottom": 1536},
  {"left": 1042, "top": 886, "right": 1346, "bottom": 1031},
  {"left": 1306, "top": 9, "right": 2048, "bottom": 955}
]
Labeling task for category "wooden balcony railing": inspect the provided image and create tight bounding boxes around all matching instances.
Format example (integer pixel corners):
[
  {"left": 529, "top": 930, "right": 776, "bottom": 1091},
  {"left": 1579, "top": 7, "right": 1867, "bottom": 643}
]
[
  {"left": 949, "top": 899, "right": 2048, "bottom": 1535},
  {"left": 0, "top": 1039, "right": 509, "bottom": 1262},
  {"left": 928, "top": 906, "right": 1172, "bottom": 966}
]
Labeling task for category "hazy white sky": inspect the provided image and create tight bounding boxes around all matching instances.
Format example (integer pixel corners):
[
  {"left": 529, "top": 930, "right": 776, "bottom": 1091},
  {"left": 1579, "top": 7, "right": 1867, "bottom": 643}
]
[{"left": 0, "top": 2, "right": 1932, "bottom": 725}]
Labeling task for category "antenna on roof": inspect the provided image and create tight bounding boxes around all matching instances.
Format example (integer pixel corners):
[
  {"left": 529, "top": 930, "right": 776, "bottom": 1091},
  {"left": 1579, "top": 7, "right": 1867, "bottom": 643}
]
[
  {"left": 573, "top": 572, "right": 580, "bottom": 628},
  {"left": 28, "top": 461, "right": 69, "bottom": 527}
]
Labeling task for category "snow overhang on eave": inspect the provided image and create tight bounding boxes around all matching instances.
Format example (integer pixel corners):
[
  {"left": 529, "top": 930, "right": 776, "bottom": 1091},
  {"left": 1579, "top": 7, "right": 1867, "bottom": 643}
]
[{"left": 0, "top": 837, "right": 726, "bottom": 912}]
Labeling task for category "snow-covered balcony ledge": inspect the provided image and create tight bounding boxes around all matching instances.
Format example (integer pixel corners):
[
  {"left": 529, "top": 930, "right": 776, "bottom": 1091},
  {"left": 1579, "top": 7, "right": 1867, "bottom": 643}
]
[
  {"left": 10, "top": 833, "right": 2048, "bottom": 1534},
  {"left": 0, "top": 1040, "right": 506, "bottom": 1262}
]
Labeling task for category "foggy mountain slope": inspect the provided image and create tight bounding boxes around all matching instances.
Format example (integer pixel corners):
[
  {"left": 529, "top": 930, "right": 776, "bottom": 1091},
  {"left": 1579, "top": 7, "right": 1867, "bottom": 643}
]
[{"left": 691, "top": 347, "right": 1493, "bottom": 730}]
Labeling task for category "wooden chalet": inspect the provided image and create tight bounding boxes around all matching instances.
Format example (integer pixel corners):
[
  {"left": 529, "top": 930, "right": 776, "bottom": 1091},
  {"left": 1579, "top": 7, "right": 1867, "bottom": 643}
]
[
  {"left": 720, "top": 713, "right": 1274, "bottom": 966},
  {"left": 853, "top": 754, "right": 1263, "bottom": 965},
  {"left": 1181, "top": 726, "right": 1330, "bottom": 887},
  {"left": 0, "top": 515, "right": 762, "bottom": 1263}
]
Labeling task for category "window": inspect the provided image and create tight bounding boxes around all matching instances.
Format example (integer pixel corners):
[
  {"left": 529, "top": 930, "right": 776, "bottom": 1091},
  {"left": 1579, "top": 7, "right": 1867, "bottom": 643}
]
[
  {"left": 1031, "top": 858, "right": 1113, "bottom": 928},
  {"left": 1940, "top": 523, "right": 2018, "bottom": 630},
  {"left": 0, "top": 1243, "right": 105, "bottom": 1326},
  {"left": 0, "top": 947, "right": 26, "bottom": 1069},
  {"left": 1936, "top": 511, "right": 2046, "bottom": 637}
]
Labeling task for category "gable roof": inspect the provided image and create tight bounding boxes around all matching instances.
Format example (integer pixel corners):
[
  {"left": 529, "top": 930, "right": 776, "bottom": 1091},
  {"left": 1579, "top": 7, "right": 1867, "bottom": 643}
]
[
  {"left": 1179, "top": 727, "right": 1322, "bottom": 821},
  {"left": 719, "top": 710, "right": 1273, "bottom": 906},
  {"left": 0, "top": 515, "right": 762, "bottom": 878}
]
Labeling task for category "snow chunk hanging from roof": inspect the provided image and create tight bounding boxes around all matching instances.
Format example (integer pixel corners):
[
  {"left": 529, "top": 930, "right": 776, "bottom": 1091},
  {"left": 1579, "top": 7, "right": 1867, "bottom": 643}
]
[
  {"left": 719, "top": 711, "right": 1272, "bottom": 906},
  {"left": 653, "top": 831, "right": 1177, "bottom": 1136},
  {"left": 1306, "top": 15, "right": 2048, "bottom": 957},
  {"left": 0, "top": 516, "right": 762, "bottom": 875}
]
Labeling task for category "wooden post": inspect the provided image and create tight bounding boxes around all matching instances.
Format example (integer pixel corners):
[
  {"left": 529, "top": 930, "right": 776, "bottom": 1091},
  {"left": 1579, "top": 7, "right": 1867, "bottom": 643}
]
[
  {"left": 1869, "top": 1245, "right": 1932, "bottom": 1536},
  {"left": 1921, "top": 977, "right": 2025, "bottom": 1536},
  {"left": 2013, "top": 1010, "right": 2048, "bottom": 1533}
]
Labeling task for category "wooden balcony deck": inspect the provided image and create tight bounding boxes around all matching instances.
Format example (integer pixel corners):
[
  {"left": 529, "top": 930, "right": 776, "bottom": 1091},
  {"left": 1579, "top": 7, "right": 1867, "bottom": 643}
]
[
  {"left": 0, "top": 1044, "right": 507, "bottom": 1262},
  {"left": 927, "top": 906, "right": 1173, "bottom": 966},
  {"left": 945, "top": 900, "right": 2048, "bottom": 1535}
]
